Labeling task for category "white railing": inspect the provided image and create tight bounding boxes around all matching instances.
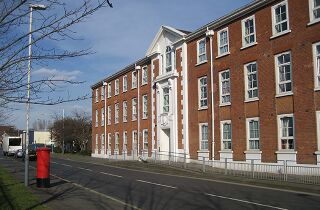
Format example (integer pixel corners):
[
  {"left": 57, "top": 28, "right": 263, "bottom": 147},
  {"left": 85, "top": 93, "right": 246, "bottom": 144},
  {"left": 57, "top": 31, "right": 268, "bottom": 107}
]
[{"left": 102, "top": 150, "right": 320, "bottom": 185}]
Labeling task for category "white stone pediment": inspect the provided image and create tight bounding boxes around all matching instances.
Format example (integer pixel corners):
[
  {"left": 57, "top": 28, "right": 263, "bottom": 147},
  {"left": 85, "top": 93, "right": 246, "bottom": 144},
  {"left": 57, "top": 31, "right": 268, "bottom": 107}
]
[{"left": 146, "top": 25, "right": 187, "bottom": 57}]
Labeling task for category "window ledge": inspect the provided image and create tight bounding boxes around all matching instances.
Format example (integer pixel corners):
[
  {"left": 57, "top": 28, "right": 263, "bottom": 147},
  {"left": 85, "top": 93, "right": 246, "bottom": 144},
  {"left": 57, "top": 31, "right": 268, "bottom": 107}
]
[
  {"left": 142, "top": 117, "right": 148, "bottom": 120},
  {"left": 195, "top": 60, "right": 208, "bottom": 66},
  {"left": 270, "top": 30, "right": 291, "bottom": 40},
  {"left": 131, "top": 87, "right": 137, "bottom": 90},
  {"left": 314, "top": 87, "right": 320, "bottom": 92},
  {"left": 307, "top": 19, "right": 320, "bottom": 26},
  {"left": 219, "top": 150, "right": 233, "bottom": 154},
  {"left": 216, "top": 52, "right": 230, "bottom": 59},
  {"left": 315, "top": 151, "right": 320, "bottom": 155},
  {"left": 123, "top": 90, "right": 127, "bottom": 93},
  {"left": 197, "top": 150, "right": 209, "bottom": 153},
  {"left": 141, "top": 83, "right": 148, "bottom": 86},
  {"left": 244, "top": 98, "right": 259, "bottom": 103},
  {"left": 240, "top": 42, "right": 257, "bottom": 50},
  {"left": 219, "top": 102, "right": 231, "bottom": 107},
  {"left": 275, "top": 92, "right": 293, "bottom": 98},
  {"left": 132, "top": 119, "right": 137, "bottom": 122},
  {"left": 198, "top": 106, "right": 208, "bottom": 111},
  {"left": 244, "top": 150, "right": 262, "bottom": 154},
  {"left": 123, "top": 120, "right": 127, "bottom": 123},
  {"left": 275, "top": 150, "right": 297, "bottom": 154}
]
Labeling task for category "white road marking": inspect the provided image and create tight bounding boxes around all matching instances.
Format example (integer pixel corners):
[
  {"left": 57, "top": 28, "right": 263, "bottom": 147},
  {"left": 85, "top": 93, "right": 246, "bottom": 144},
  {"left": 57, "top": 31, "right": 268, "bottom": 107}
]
[
  {"left": 100, "top": 172, "right": 122, "bottom": 178},
  {"left": 205, "top": 193, "right": 287, "bottom": 210},
  {"left": 49, "top": 173, "right": 141, "bottom": 210},
  {"left": 136, "top": 179, "right": 177, "bottom": 189},
  {"left": 51, "top": 161, "right": 72, "bottom": 168},
  {"left": 61, "top": 163, "right": 72, "bottom": 167}
]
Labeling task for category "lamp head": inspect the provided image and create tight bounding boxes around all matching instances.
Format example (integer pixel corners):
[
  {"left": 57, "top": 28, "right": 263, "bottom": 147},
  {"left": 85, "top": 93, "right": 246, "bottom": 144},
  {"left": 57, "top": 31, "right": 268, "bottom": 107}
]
[{"left": 29, "top": 4, "right": 47, "bottom": 10}]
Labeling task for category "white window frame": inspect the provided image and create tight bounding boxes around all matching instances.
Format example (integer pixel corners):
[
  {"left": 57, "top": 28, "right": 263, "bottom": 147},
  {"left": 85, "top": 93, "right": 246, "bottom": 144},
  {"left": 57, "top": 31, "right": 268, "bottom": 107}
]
[
  {"left": 101, "top": 86, "right": 105, "bottom": 101},
  {"left": 101, "top": 107, "right": 105, "bottom": 126},
  {"left": 199, "top": 123, "right": 209, "bottom": 150},
  {"left": 95, "top": 109, "right": 98, "bottom": 127},
  {"left": 107, "top": 133, "right": 111, "bottom": 148},
  {"left": 132, "top": 97, "right": 137, "bottom": 121},
  {"left": 217, "top": 27, "right": 230, "bottom": 57},
  {"left": 95, "top": 89, "right": 99, "bottom": 103},
  {"left": 143, "top": 129, "right": 148, "bottom": 150},
  {"left": 244, "top": 62, "right": 259, "bottom": 101},
  {"left": 132, "top": 130, "right": 138, "bottom": 151},
  {"left": 197, "top": 38, "right": 207, "bottom": 64},
  {"left": 309, "top": 0, "right": 320, "bottom": 24},
  {"left": 246, "top": 117, "right": 260, "bottom": 150},
  {"left": 107, "top": 105, "right": 111, "bottom": 125},
  {"left": 142, "top": 94, "right": 148, "bottom": 119},
  {"left": 142, "top": 66, "right": 148, "bottom": 85},
  {"left": 221, "top": 120, "right": 232, "bottom": 150},
  {"left": 165, "top": 46, "right": 173, "bottom": 73},
  {"left": 277, "top": 114, "right": 295, "bottom": 150},
  {"left": 271, "top": 0, "right": 290, "bottom": 38},
  {"left": 123, "top": 75, "right": 128, "bottom": 92},
  {"left": 313, "top": 42, "right": 320, "bottom": 90},
  {"left": 132, "top": 71, "right": 137, "bottom": 89},
  {"left": 163, "top": 87, "right": 170, "bottom": 113},
  {"left": 198, "top": 76, "right": 208, "bottom": 109},
  {"left": 115, "top": 79, "right": 119, "bottom": 95},
  {"left": 107, "top": 83, "right": 111, "bottom": 98},
  {"left": 241, "top": 15, "right": 256, "bottom": 48},
  {"left": 219, "top": 69, "right": 231, "bottom": 106},
  {"left": 95, "top": 134, "right": 98, "bottom": 146},
  {"left": 115, "top": 103, "right": 119, "bottom": 124},
  {"left": 123, "top": 101, "right": 128, "bottom": 122},
  {"left": 275, "top": 51, "right": 293, "bottom": 96},
  {"left": 123, "top": 131, "right": 128, "bottom": 151},
  {"left": 115, "top": 132, "right": 119, "bottom": 150}
]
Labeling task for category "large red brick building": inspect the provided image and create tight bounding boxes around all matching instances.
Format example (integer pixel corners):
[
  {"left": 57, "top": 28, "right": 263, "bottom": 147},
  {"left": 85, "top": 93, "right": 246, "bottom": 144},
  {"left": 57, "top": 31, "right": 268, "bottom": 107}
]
[{"left": 92, "top": 0, "right": 320, "bottom": 165}]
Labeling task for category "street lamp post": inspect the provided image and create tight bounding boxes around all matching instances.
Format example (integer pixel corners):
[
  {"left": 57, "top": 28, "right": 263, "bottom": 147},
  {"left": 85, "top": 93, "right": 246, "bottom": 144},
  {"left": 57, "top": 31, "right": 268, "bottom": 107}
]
[{"left": 25, "top": 4, "right": 47, "bottom": 187}]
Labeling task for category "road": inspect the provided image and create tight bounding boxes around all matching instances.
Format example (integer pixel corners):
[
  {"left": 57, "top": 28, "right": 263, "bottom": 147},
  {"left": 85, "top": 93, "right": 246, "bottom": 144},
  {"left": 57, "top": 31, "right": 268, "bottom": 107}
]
[{"left": 1, "top": 153, "right": 319, "bottom": 210}]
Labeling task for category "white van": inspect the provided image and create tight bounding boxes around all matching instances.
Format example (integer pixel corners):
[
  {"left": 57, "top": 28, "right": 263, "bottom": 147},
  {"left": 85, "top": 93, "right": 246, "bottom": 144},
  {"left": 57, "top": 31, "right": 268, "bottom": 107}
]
[{"left": 2, "top": 134, "right": 22, "bottom": 156}]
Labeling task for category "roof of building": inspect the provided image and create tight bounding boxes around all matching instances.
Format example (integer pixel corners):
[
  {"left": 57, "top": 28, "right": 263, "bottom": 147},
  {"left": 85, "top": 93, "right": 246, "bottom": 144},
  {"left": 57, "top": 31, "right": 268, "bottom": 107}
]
[{"left": 186, "top": 0, "right": 277, "bottom": 41}]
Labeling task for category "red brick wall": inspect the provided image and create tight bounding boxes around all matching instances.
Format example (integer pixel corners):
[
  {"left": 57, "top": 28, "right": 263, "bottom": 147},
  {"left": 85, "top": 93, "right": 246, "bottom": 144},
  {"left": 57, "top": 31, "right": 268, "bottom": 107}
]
[{"left": 187, "top": 0, "right": 320, "bottom": 164}]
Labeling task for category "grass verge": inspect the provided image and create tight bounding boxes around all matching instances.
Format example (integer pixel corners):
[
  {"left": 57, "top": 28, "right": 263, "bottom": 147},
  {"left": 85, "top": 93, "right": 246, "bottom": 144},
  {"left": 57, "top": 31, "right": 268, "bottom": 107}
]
[{"left": 0, "top": 165, "right": 48, "bottom": 210}]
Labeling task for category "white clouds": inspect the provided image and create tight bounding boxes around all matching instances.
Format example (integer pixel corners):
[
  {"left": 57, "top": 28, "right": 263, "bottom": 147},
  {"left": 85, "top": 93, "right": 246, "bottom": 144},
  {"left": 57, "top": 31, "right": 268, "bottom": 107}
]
[{"left": 33, "top": 67, "right": 81, "bottom": 81}]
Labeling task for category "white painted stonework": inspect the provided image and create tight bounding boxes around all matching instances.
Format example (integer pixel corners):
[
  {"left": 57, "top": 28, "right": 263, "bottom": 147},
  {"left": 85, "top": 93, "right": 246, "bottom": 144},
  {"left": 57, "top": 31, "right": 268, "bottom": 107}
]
[
  {"left": 244, "top": 150, "right": 262, "bottom": 163},
  {"left": 219, "top": 150, "right": 233, "bottom": 162},
  {"left": 275, "top": 151, "right": 297, "bottom": 164}
]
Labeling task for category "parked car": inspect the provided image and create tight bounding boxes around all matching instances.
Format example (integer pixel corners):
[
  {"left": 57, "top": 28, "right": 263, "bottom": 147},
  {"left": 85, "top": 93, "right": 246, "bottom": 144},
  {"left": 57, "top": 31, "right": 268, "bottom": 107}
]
[{"left": 14, "top": 149, "right": 23, "bottom": 158}]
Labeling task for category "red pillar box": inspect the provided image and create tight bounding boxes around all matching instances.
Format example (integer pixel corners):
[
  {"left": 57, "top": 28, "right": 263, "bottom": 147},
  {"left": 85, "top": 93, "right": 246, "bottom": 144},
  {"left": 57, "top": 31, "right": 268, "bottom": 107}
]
[{"left": 36, "top": 148, "right": 50, "bottom": 188}]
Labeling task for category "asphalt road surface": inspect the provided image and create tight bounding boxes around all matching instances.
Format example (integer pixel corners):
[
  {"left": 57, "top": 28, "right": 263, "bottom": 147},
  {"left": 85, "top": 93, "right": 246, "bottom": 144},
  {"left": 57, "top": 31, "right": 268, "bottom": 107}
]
[{"left": 1, "top": 153, "right": 320, "bottom": 210}]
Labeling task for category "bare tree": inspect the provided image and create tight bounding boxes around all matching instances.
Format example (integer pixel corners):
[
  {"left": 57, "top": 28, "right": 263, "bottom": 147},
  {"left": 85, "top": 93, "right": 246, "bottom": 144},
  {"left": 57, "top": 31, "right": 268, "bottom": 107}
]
[
  {"left": 0, "top": 0, "right": 113, "bottom": 108},
  {"left": 50, "top": 109, "right": 91, "bottom": 152}
]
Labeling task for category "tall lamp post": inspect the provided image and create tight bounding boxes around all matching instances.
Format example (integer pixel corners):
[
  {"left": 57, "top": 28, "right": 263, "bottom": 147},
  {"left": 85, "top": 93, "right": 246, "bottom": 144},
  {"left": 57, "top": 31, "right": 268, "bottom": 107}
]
[{"left": 25, "top": 4, "right": 47, "bottom": 187}]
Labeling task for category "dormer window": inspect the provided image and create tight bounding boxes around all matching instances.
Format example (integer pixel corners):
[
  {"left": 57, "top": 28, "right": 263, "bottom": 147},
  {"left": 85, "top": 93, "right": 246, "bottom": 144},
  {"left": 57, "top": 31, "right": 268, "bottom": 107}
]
[{"left": 165, "top": 46, "right": 172, "bottom": 73}]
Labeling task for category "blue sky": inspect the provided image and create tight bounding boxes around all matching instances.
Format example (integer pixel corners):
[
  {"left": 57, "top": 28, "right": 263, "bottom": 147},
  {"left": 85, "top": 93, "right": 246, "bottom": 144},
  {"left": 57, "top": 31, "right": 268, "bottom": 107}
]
[{"left": 14, "top": 0, "right": 252, "bottom": 129}]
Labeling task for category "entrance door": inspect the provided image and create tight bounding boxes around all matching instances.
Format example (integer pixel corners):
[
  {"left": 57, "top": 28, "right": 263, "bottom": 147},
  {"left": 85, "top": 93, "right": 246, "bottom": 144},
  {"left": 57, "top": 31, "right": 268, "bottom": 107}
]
[{"left": 159, "top": 129, "right": 170, "bottom": 159}]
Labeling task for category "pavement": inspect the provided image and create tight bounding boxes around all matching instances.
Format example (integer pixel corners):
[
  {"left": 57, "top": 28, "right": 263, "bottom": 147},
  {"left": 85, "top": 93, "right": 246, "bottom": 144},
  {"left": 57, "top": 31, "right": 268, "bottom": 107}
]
[{"left": 1, "top": 151, "right": 320, "bottom": 210}]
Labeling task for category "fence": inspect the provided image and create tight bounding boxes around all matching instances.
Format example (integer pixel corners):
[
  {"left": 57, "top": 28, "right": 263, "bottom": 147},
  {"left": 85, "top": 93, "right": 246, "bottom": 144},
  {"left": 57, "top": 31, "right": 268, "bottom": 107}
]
[{"left": 103, "top": 150, "right": 320, "bottom": 185}]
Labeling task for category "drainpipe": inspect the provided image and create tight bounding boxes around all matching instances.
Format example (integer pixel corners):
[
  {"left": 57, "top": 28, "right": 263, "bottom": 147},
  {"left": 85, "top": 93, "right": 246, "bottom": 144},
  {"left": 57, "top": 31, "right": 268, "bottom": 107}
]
[
  {"left": 135, "top": 64, "right": 141, "bottom": 155},
  {"left": 206, "top": 28, "right": 215, "bottom": 160},
  {"left": 103, "top": 81, "right": 107, "bottom": 156}
]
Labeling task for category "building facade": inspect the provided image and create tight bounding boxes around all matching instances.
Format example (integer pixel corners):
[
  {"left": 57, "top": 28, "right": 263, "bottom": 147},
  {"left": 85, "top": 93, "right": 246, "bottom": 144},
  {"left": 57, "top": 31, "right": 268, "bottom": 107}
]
[{"left": 92, "top": 0, "right": 320, "bottom": 165}]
